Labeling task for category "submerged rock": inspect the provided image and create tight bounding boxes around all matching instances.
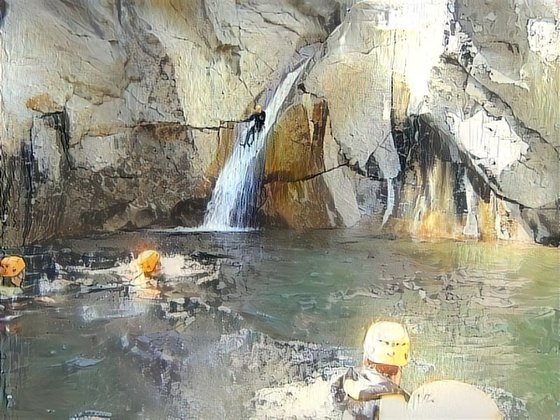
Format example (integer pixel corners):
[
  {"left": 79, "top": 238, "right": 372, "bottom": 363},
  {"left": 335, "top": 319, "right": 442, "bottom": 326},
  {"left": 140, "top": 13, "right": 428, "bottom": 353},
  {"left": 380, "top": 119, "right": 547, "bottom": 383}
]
[
  {"left": 70, "top": 410, "right": 112, "bottom": 420},
  {"left": 64, "top": 357, "right": 104, "bottom": 371},
  {"left": 66, "top": 357, "right": 104, "bottom": 368},
  {"left": 116, "top": 300, "right": 355, "bottom": 419},
  {"left": 251, "top": 378, "right": 339, "bottom": 419},
  {"left": 128, "top": 331, "right": 186, "bottom": 393}
]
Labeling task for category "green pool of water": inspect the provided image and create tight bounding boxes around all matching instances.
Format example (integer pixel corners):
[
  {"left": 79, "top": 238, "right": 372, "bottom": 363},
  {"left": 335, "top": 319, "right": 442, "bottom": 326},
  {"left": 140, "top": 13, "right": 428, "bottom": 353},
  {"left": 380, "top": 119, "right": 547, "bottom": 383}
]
[{"left": 1, "top": 229, "right": 557, "bottom": 418}]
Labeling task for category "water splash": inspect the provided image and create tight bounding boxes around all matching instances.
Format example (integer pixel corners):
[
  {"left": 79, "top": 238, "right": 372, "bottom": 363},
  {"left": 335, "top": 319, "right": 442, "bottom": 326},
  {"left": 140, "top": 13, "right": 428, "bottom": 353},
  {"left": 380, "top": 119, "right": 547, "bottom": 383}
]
[{"left": 203, "top": 65, "right": 306, "bottom": 231}]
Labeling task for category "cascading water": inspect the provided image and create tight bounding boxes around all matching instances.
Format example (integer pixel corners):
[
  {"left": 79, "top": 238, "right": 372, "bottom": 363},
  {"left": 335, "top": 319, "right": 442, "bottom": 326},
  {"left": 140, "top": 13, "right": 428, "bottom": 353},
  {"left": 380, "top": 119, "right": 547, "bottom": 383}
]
[{"left": 203, "top": 64, "right": 306, "bottom": 231}]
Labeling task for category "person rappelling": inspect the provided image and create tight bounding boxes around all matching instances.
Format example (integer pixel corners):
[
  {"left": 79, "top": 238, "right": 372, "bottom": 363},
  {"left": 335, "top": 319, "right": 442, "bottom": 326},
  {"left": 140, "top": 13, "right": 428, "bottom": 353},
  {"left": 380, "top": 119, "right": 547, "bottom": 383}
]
[{"left": 240, "top": 104, "right": 266, "bottom": 147}]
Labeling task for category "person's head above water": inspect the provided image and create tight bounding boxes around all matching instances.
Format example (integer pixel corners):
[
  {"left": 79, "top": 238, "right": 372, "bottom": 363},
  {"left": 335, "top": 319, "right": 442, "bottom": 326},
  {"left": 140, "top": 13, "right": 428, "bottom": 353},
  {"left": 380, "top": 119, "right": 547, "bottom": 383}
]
[
  {"left": 255, "top": 104, "right": 262, "bottom": 113},
  {"left": 0, "top": 255, "right": 26, "bottom": 287},
  {"left": 362, "top": 321, "right": 410, "bottom": 384},
  {"left": 136, "top": 249, "right": 161, "bottom": 277},
  {"left": 363, "top": 321, "right": 410, "bottom": 364}
]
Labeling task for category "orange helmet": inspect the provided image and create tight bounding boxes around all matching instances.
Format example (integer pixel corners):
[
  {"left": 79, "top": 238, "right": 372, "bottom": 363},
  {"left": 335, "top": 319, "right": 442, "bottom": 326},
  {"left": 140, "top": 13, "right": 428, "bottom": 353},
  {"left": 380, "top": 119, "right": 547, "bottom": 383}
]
[
  {"left": 0, "top": 256, "right": 26, "bottom": 287},
  {"left": 137, "top": 250, "right": 161, "bottom": 276}
]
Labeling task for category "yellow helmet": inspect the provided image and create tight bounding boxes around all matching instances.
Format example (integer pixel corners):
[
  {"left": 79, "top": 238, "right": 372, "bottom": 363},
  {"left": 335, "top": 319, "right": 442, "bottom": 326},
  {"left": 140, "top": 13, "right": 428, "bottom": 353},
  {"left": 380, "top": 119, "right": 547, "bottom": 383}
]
[
  {"left": 255, "top": 104, "right": 262, "bottom": 113},
  {"left": 363, "top": 321, "right": 410, "bottom": 367},
  {"left": 0, "top": 256, "right": 26, "bottom": 287},
  {"left": 137, "top": 250, "right": 161, "bottom": 276}
]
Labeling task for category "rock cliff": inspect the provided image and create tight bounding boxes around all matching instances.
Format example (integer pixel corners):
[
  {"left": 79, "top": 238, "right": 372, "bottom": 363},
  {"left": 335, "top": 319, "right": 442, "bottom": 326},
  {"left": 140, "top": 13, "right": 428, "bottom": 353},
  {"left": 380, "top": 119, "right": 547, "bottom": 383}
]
[
  {"left": 0, "top": 0, "right": 337, "bottom": 244},
  {"left": 1, "top": 0, "right": 558, "bottom": 245},
  {"left": 268, "top": 0, "right": 559, "bottom": 243}
]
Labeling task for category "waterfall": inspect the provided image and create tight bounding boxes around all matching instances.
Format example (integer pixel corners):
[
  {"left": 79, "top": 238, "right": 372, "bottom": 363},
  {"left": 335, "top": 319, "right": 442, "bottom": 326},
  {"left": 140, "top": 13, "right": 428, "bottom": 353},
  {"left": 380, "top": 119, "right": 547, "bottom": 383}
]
[{"left": 203, "top": 65, "right": 305, "bottom": 231}]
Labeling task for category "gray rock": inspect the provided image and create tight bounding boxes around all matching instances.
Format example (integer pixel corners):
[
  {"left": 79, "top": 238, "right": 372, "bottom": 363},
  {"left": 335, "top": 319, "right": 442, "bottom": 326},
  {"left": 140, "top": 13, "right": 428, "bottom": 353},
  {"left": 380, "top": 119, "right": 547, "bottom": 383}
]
[{"left": 64, "top": 356, "right": 104, "bottom": 369}]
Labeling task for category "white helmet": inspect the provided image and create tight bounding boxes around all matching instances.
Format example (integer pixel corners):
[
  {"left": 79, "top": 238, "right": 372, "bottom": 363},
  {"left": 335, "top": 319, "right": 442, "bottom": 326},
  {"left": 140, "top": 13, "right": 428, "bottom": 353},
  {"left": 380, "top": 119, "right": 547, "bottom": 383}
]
[
  {"left": 363, "top": 321, "right": 410, "bottom": 367},
  {"left": 407, "top": 380, "right": 503, "bottom": 419}
]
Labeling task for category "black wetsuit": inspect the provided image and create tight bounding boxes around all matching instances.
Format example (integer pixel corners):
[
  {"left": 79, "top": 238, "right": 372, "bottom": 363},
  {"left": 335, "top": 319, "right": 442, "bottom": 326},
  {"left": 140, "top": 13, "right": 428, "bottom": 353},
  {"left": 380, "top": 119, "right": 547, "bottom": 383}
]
[
  {"left": 331, "top": 366, "right": 409, "bottom": 419},
  {"left": 242, "top": 111, "right": 266, "bottom": 146}
]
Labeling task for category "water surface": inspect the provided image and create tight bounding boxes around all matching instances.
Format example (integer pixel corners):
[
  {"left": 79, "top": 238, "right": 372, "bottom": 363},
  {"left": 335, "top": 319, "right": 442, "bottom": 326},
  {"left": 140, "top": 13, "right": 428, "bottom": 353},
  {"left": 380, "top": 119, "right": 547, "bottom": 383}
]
[{"left": 1, "top": 229, "right": 558, "bottom": 418}]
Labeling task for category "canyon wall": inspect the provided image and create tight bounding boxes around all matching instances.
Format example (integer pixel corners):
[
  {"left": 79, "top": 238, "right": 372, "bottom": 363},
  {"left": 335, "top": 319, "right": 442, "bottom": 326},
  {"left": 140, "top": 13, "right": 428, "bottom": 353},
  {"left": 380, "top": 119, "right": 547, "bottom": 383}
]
[
  {"left": 0, "top": 0, "right": 558, "bottom": 245},
  {"left": 266, "top": 0, "right": 559, "bottom": 244},
  {"left": 0, "top": 0, "right": 338, "bottom": 244}
]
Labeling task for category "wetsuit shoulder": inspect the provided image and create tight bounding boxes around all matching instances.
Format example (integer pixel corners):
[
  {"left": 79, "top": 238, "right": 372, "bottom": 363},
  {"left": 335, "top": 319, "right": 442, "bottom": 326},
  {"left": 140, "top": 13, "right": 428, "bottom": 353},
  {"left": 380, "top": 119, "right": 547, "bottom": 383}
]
[
  {"left": 343, "top": 366, "right": 409, "bottom": 402},
  {"left": 243, "top": 113, "right": 256, "bottom": 122}
]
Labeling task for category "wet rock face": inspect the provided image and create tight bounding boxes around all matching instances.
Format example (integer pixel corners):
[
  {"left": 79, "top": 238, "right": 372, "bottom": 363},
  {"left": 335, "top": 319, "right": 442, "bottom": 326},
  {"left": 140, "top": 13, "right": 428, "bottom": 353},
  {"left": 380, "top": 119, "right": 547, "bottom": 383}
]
[
  {"left": 0, "top": 0, "right": 336, "bottom": 244},
  {"left": 1, "top": 0, "right": 558, "bottom": 245},
  {"left": 61, "top": 123, "right": 216, "bottom": 236},
  {"left": 293, "top": 0, "right": 559, "bottom": 243},
  {"left": 3, "top": 119, "right": 218, "bottom": 242},
  {"left": 261, "top": 99, "right": 360, "bottom": 229},
  {"left": 455, "top": 0, "right": 559, "bottom": 144},
  {"left": 448, "top": 1, "right": 560, "bottom": 243}
]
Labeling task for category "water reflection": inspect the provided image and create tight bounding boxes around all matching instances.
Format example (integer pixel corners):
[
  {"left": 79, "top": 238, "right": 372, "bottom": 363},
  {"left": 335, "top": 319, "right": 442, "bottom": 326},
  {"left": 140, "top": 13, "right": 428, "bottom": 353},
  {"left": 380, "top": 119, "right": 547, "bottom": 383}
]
[{"left": 0, "top": 230, "right": 557, "bottom": 418}]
